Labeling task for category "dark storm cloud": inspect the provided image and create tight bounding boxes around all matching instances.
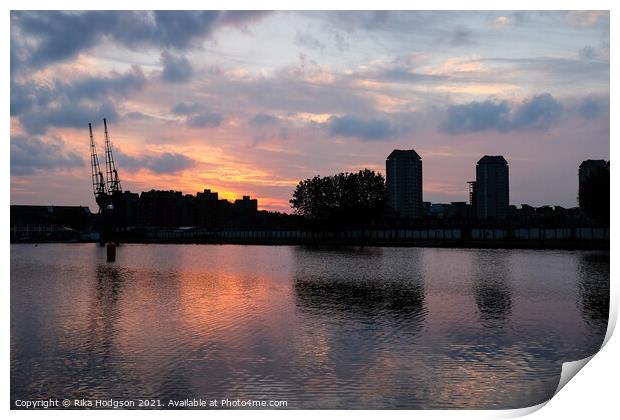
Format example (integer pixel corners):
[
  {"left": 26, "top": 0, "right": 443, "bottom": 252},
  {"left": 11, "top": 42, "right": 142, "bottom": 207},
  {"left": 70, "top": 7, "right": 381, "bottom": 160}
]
[
  {"left": 249, "top": 114, "right": 279, "bottom": 126},
  {"left": 577, "top": 97, "right": 607, "bottom": 120},
  {"left": 147, "top": 152, "right": 197, "bottom": 173},
  {"left": 186, "top": 112, "right": 223, "bottom": 128},
  {"left": 59, "top": 65, "right": 147, "bottom": 100},
  {"left": 11, "top": 11, "right": 115, "bottom": 70},
  {"left": 113, "top": 150, "right": 143, "bottom": 171},
  {"left": 11, "top": 11, "right": 271, "bottom": 70},
  {"left": 171, "top": 102, "right": 223, "bottom": 128},
  {"left": 578, "top": 44, "right": 609, "bottom": 62},
  {"left": 327, "top": 115, "right": 397, "bottom": 141},
  {"left": 11, "top": 135, "right": 84, "bottom": 175},
  {"left": 160, "top": 51, "right": 193, "bottom": 83},
  {"left": 10, "top": 80, "right": 43, "bottom": 117},
  {"left": 440, "top": 93, "right": 563, "bottom": 134},
  {"left": 441, "top": 100, "right": 511, "bottom": 134},
  {"left": 115, "top": 150, "right": 196, "bottom": 174},
  {"left": 11, "top": 66, "right": 145, "bottom": 117},
  {"left": 20, "top": 102, "right": 119, "bottom": 136},
  {"left": 12, "top": 67, "right": 145, "bottom": 135},
  {"left": 510, "top": 93, "right": 563, "bottom": 131}
]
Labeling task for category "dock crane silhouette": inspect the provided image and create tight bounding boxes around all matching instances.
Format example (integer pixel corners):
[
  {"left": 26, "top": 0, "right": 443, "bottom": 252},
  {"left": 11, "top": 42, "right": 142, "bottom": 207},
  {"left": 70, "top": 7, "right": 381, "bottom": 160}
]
[{"left": 89, "top": 118, "right": 123, "bottom": 246}]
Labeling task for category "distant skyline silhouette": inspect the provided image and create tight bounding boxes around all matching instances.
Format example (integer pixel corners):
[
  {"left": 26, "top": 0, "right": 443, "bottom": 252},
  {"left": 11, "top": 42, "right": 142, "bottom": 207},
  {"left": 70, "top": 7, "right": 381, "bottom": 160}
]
[{"left": 10, "top": 11, "right": 609, "bottom": 212}]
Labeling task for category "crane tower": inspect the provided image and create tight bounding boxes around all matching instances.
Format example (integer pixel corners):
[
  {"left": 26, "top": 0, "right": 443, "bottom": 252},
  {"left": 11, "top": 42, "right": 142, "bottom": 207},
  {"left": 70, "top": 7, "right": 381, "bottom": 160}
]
[
  {"left": 89, "top": 123, "right": 108, "bottom": 213},
  {"left": 88, "top": 119, "right": 123, "bottom": 243}
]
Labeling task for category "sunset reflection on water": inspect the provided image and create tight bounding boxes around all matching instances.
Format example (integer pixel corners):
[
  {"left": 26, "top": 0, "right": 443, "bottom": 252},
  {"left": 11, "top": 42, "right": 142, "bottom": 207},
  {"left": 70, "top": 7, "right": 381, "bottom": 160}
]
[{"left": 11, "top": 244, "right": 609, "bottom": 409}]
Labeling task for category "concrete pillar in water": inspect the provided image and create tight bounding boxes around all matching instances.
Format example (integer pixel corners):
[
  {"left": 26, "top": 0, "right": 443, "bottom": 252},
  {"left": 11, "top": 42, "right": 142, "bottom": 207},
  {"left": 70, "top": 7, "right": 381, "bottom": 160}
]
[{"left": 106, "top": 243, "right": 116, "bottom": 262}]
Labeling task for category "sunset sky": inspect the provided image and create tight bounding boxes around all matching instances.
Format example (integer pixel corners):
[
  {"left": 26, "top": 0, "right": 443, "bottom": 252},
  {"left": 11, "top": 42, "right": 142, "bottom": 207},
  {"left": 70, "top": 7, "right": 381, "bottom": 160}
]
[{"left": 10, "top": 10, "right": 610, "bottom": 213}]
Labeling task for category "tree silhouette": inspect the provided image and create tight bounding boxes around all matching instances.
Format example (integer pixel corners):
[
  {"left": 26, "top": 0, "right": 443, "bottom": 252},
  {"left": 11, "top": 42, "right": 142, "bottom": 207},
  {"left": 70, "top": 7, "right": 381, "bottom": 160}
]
[
  {"left": 290, "top": 169, "right": 388, "bottom": 227},
  {"left": 579, "top": 165, "right": 610, "bottom": 224}
]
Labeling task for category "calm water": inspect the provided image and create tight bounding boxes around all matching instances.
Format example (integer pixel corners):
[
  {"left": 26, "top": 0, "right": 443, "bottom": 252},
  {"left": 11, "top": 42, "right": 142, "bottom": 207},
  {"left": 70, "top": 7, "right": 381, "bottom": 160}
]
[{"left": 11, "top": 244, "right": 609, "bottom": 409}]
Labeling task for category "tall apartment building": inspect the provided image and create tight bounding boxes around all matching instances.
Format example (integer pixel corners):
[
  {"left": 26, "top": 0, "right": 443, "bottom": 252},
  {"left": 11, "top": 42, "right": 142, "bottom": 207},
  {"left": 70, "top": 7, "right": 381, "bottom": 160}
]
[
  {"left": 579, "top": 160, "right": 608, "bottom": 190},
  {"left": 475, "top": 155, "right": 509, "bottom": 220},
  {"left": 386, "top": 149, "right": 423, "bottom": 218},
  {"left": 578, "top": 159, "right": 609, "bottom": 211}
]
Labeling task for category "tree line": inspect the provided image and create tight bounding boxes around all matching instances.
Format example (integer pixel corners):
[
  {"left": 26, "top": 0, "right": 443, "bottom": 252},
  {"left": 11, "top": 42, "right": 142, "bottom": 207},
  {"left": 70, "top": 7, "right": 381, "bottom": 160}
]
[{"left": 290, "top": 169, "right": 388, "bottom": 228}]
